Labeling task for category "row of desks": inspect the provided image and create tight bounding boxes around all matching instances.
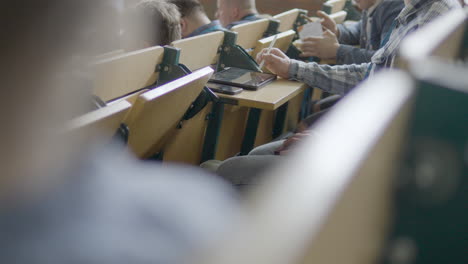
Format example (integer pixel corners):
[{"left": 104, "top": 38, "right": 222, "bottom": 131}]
[
  {"left": 205, "top": 78, "right": 309, "bottom": 160},
  {"left": 217, "top": 78, "right": 307, "bottom": 111}
]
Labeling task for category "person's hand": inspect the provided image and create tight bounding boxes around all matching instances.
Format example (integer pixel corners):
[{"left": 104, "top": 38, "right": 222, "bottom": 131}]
[
  {"left": 299, "top": 29, "right": 339, "bottom": 59},
  {"left": 256, "top": 48, "right": 291, "bottom": 79},
  {"left": 316, "top": 11, "right": 339, "bottom": 37},
  {"left": 274, "top": 130, "right": 314, "bottom": 155}
]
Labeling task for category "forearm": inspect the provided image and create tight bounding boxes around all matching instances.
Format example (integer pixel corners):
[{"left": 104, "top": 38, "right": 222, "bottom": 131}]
[
  {"left": 336, "top": 44, "right": 377, "bottom": 64},
  {"left": 288, "top": 60, "right": 369, "bottom": 95}
]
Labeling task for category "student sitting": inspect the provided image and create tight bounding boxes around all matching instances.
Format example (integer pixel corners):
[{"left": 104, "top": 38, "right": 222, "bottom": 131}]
[
  {"left": 214, "top": 0, "right": 461, "bottom": 189},
  {"left": 299, "top": 0, "right": 405, "bottom": 64},
  {"left": 216, "top": 0, "right": 261, "bottom": 29},
  {"left": 123, "top": 0, "right": 182, "bottom": 50},
  {"left": 256, "top": 0, "right": 461, "bottom": 95},
  {"left": 168, "top": 0, "right": 225, "bottom": 38}
]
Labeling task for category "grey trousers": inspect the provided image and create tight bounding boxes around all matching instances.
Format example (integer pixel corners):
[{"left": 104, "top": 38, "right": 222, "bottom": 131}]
[{"left": 216, "top": 140, "right": 285, "bottom": 189}]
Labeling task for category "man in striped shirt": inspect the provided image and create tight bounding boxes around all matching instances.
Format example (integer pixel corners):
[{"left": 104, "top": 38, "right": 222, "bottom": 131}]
[
  {"left": 216, "top": 0, "right": 462, "bottom": 189},
  {"left": 257, "top": 0, "right": 461, "bottom": 95}
]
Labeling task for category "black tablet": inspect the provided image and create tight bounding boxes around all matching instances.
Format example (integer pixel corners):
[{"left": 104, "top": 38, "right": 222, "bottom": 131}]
[
  {"left": 206, "top": 83, "right": 243, "bottom": 95},
  {"left": 208, "top": 67, "right": 277, "bottom": 90}
]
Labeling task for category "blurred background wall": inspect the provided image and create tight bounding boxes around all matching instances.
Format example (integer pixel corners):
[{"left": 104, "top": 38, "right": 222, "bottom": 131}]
[{"left": 199, "top": 0, "right": 324, "bottom": 19}]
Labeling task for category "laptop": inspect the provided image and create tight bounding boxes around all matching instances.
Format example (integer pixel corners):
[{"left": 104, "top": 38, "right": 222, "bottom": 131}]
[{"left": 209, "top": 67, "right": 277, "bottom": 90}]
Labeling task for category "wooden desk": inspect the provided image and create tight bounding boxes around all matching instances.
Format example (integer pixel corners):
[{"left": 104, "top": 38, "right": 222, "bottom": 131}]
[
  {"left": 210, "top": 79, "right": 307, "bottom": 157},
  {"left": 217, "top": 78, "right": 307, "bottom": 111}
]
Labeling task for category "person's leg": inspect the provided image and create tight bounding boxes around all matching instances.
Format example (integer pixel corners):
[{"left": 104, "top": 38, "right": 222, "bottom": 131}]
[
  {"left": 301, "top": 109, "right": 330, "bottom": 129},
  {"left": 216, "top": 155, "right": 282, "bottom": 191},
  {"left": 248, "top": 140, "right": 285, "bottom": 155},
  {"left": 200, "top": 140, "right": 284, "bottom": 173}
]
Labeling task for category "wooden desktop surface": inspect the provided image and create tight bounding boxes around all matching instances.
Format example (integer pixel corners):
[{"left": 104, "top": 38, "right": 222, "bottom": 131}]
[{"left": 216, "top": 78, "right": 307, "bottom": 110}]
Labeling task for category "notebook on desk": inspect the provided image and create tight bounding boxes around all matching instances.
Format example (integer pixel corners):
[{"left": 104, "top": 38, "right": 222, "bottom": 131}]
[{"left": 208, "top": 67, "right": 277, "bottom": 90}]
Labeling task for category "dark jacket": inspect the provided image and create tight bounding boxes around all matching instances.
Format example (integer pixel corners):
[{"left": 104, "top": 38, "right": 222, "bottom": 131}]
[
  {"left": 187, "top": 20, "right": 225, "bottom": 38},
  {"left": 336, "top": 0, "right": 405, "bottom": 64},
  {"left": 226, "top": 14, "right": 261, "bottom": 29}
]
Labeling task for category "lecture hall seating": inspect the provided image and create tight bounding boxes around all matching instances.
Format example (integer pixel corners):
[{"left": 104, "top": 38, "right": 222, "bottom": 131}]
[
  {"left": 124, "top": 67, "right": 214, "bottom": 158},
  {"left": 167, "top": 29, "right": 307, "bottom": 162},
  {"left": 199, "top": 70, "right": 415, "bottom": 264},
  {"left": 64, "top": 100, "right": 132, "bottom": 141},
  {"left": 92, "top": 46, "right": 164, "bottom": 102},
  {"left": 197, "top": 9, "right": 467, "bottom": 264}
]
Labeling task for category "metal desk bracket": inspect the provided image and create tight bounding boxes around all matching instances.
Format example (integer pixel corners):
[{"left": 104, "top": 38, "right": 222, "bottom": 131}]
[{"left": 217, "top": 31, "right": 262, "bottom": 72}]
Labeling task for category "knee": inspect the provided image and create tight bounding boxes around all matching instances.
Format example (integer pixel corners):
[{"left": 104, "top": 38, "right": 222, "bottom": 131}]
[{"left": 248, "top": 140, "right": 285, "bottom": 155}]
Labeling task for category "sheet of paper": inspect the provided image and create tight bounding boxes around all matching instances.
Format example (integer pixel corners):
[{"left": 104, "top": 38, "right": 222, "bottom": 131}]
[{"left": 299, "top": 22, "right": 323, "bottom": 40}]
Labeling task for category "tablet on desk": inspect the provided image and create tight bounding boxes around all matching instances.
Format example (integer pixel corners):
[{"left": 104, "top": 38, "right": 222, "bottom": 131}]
[
  {"left": 209, "top": 67, "right": 277, "bottom": 90},
  {"left": 206, "top": 83, "right": 243, "bottom": 95}
]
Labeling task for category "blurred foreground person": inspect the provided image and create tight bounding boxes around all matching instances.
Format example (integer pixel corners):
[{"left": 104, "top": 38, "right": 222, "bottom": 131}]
[{"left": 0, "top": 1, "right": 240, "bottom": 263}]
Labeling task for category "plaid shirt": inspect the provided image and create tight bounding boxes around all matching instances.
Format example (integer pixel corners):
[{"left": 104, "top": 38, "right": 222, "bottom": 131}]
[{"left": 288, "top": 0, "right": 461, "bottom": 95}]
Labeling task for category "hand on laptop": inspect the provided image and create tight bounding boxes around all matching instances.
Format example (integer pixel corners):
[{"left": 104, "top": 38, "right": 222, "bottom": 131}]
[{"left": 256, "top": 48, "right": 291, "bottom": 79}]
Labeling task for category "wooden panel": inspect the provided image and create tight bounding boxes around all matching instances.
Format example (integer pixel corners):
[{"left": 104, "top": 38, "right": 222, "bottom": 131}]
[
  {"left": 252, "top": 30, "right": 296, "bottom": 60},
  {"left": 330, "top": 10, "right": 347, "bottom": 24},
  {"left": 108, "top": 89, "right": 149, "bottom": 106},
  {"left": 324, "top": 0, "right": 347, "bottom": 14},
  {"left": 311, "top": 87, "right": 323, "bottom": 101},
  {"left": 171, "top": 31, "right": 225, "bottom": 71},
  {"left": 64, "top": 100, "right": 131, "bottom": 139},
  {"left": 274, "top": 9, "right": 303, "bottom": 32},
  {"left": 254, "top": 110, "right": 275, "bottom": 147},
  {"left": 216, "top": 79, "right": 306, "bottom": 110},
  {"left": 163, "top": 103, "right": 213, "bottom": 164},
  {"left": 214, "top": 106, "right": 275, "bottom": 160},
  {"left": 232, "top": 19, "right": 270, "bottom": 50},
  {"left": 92, "top": 46, "right": 164, "bottom": 101},
  {"left": 125, "top": 67, "right": 213, "bottom": 158},
  {"left": 284, "top": 90, "right": 304, "bottom": 133},
  {"left": 215, "top": 105, "right": 249, "bottom": 160}
]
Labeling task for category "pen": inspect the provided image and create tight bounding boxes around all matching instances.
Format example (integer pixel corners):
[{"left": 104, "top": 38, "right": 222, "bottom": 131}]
[{"left": 258, "top": 34, "right": 278, "bottom": 71}]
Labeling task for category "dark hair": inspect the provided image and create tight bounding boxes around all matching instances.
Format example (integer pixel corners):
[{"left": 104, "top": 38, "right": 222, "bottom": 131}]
[{"left": 167, "top": 0, "right": 205, "bottom": 17}]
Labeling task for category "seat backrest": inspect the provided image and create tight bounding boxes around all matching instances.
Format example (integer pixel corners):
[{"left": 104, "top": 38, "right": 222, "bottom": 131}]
[
  {"left": 400, "top": 8, "right": 467, "bottom": 63},
  {"left": 92, "top": 46, "right": 165, "bottom": 102},
  {"left": 198, "top": 71, "right": 414, "bottom": 264},
  {"left": 64, "top": 100, "right": 131, "bottom": 139},
  {"left": 274, "top": 9, "right": 304, "bottom": 32},
  {"left": 322, "top": 0, "right": 347, "bottom": 14},
  {"left": 231, "top": 19, "right": 271, "bottom": 51},
  {"left": 171, "top": 31, "right": 225, "bottom": 71},
  {"left": 251, "top": 30, "right": 296, "bottom": 59},
  {"left": 329, "top": 10, "right": 347, "bottom": 24},
  {"left": 124, "top": 66, "right": 213, "bottom": 158}
]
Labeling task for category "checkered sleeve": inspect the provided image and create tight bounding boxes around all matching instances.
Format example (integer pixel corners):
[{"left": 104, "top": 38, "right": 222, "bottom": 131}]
[{"left": 288, "top": 59, "right": 370, "bottom": 95}]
